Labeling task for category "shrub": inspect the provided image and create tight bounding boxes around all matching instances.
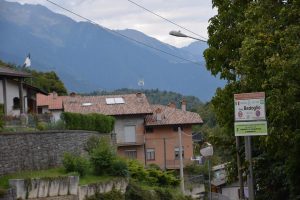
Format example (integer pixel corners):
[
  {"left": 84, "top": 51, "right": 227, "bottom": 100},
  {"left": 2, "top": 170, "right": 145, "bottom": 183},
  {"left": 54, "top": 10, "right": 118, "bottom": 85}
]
[
  {"left": 85, "top": 136, "right": 101, "bottom": 154},
  {"left": 62, "top": 112, "right": 115, "bottom": 133},
  {"left": 110, "top": 158, "right": 129, "bottom": 177},
  {"left": 62, "top": 152, "right": 89, "bottom": 176},
  {"left": 125, "top": 182, "right": 156, "bottom": 200},
  {"left": 36, "top": 122, "right": 47, "bottom": 130},
  {"left": 90, "top": 138, "right": 116, "bottom": 175},
  {"left": 86, "top": 188, "right": 124, "bottom": 200}
]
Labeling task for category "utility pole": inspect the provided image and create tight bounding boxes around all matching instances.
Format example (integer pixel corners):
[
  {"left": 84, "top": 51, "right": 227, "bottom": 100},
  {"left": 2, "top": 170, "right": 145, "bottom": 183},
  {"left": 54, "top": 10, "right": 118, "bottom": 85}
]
[
  {"left": 245, "top": 136, "right": 254, "bottom": 200},
  {"left": 178, "top": 127, "right": 185, "bottom": 193},
  {"left": 236, "top": 136, "right": 245, "bottom": 199}
]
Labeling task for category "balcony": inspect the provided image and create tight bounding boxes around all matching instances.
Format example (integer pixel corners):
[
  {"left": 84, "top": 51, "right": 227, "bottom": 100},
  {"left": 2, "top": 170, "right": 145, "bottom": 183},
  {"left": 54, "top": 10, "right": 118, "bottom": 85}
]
[{"left": 114, "top": 134, "right": 144, "bottom": 147}]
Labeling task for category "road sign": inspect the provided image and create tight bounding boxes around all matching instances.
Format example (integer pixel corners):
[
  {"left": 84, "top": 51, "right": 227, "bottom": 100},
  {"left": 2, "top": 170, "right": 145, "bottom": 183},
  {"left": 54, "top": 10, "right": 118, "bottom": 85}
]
[
  {"left": 234, "top": 92, "right": 266, "bottom": 121},
  {"left": 234, "top": 121, "right": 268, "bottom": 136}
]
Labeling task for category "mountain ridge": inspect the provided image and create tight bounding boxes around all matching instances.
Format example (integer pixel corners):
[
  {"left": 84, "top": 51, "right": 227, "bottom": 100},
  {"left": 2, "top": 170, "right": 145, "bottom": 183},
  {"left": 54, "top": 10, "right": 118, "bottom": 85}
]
[{"left": 0, "top": 0, "right": 224, "bottom": 101}]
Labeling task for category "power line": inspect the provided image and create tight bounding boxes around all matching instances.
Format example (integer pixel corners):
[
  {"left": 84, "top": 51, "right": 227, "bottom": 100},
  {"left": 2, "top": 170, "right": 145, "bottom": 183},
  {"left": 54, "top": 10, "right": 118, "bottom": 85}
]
[
  {"left": 44, "top": 0, "right": 202, "bottom": 66},
  {"left": 127, "top": 0, "right": 208, "bottom": 41}
]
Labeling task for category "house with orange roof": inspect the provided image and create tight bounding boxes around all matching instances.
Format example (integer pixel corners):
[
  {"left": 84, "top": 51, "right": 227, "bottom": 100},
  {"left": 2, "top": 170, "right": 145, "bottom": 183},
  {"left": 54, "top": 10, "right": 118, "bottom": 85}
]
[
  {"left": 36, "top": 92, "right": 68, "bottom": 121},
  {"left": 63, "top": 93, "right": 153, "bottom": 162},
  {"left": 145, "top": 100, "right": 203, "bottom": 169},
  {"left": 56, "top": 93, "right": 203, "bottom": 169}
]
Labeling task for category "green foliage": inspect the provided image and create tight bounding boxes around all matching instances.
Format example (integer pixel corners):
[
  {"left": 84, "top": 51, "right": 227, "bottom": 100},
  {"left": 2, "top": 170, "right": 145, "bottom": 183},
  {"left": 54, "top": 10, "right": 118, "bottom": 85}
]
[
  {"left": 110, "top": 158, "right": 129, "bottom": 177},
  {"left": 89, "top": 138, "right": 116, "bottom": 175},
  {"left": 205, "top": 0, "right": 300, "bottom": 199},
  {"left": 24, "top": 69, "right": 67, "bottom": 95},
  {"left": 85, "top": 188, "right": 125, "bottom": 200},
  {"left": 62, "top": 112, "right": 115, "bottom": 133},
  {"left": 62, "top": 152, "right": 89, "bottom": 176},
  {"left": 36, "top": 122, "right": 47, "bottom": 131},
  {"left": 128, "top": 160, "right": 179, "bottom": 187}
]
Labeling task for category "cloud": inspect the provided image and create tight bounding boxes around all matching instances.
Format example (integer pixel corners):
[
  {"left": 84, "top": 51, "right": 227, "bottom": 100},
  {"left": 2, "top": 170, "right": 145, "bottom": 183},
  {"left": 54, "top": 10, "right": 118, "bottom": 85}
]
[{"left": 7, "top": 0, "right": 216, "bottom": 47}]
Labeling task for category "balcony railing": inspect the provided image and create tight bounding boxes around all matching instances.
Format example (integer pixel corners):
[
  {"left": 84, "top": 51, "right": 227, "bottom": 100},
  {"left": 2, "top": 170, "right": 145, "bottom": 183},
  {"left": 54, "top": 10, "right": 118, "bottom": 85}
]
[{"left": 114, "top": 134, "right": 144, "bottom": 146}]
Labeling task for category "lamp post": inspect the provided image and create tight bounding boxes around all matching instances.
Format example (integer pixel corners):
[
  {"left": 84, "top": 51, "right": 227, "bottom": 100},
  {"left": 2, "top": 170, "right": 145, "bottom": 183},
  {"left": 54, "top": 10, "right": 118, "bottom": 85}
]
[
  {"left": 200, "top": 142, "right": 213, "bottom": 200},
  {"left": 169, "top": 30, "right": 207, "bottom": 42}
]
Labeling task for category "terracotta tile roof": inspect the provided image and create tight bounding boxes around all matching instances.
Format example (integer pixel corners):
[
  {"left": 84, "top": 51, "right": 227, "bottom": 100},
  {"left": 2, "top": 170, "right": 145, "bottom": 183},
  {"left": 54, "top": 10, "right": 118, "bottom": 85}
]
[
  {"left": 37, "top": 92, "right": 67, "bottom": 110},
  {"left": 145, "top": 105, "right": 203, "bottom": 126},
  {"left": 63, "top": 93, "right": 153, "bottom": 116},
  {"left": 0, "top": 66, "right": 31, "bottom": 78}
]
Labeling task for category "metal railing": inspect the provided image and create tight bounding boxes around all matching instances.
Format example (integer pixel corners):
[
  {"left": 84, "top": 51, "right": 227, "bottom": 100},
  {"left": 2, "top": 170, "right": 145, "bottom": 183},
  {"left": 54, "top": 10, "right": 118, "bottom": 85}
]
[{"left": 115, "top": 134, "right": 144, "bottom": 146}]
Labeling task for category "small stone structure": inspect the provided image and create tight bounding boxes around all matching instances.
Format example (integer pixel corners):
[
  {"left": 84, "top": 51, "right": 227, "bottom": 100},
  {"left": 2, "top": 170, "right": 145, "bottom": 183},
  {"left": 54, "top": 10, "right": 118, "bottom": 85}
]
[
  {"left": 2, "top": 176, "right": 128, "bottom": 200},
  {"left": 0, "top": 130, "right": 107, "bottom": 176}
]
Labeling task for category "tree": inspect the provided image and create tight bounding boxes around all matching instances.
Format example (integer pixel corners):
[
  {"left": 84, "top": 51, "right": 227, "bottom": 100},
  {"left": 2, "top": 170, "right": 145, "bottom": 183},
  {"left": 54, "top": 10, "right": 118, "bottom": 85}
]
[{"left": 204, "top": 0, "right": 300, "bottom": 199}]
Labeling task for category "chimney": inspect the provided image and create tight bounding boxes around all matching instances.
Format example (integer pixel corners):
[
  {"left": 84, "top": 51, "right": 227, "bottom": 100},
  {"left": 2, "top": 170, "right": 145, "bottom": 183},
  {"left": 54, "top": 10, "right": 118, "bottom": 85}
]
[
  {"left": 181, "top": 99, "right": 187, "bottom": 111},
  {"left": 136, "top": 92, "right": 142, "bottom": 98},
  {"left": 168, "top": 102, "right": 176, "bottom": 109},
  {"left": 52, "top": 92, "right": 57, "bottom": 99},
  {"left": 70, "top": 92, "right": 76, "bottom": 97},
  {"left": 155, "top": 108, "right": 162, "bottom": 121}
]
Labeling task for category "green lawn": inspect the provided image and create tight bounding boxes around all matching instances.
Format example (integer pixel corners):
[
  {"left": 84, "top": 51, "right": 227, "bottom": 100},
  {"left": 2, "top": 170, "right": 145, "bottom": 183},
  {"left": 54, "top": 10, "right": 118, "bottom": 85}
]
[{"left": 0, "top": 167, "right": 116, "bottom": 189}]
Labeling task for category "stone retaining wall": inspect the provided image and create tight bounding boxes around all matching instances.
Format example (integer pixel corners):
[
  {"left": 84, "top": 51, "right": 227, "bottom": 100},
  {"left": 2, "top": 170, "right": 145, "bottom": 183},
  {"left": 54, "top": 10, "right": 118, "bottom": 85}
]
[
  {"left": 0, "top": 130, "right": 106, "bottom": 176},
  {"left": 5, "top": 176, "right": 128, "bottom": 200}
]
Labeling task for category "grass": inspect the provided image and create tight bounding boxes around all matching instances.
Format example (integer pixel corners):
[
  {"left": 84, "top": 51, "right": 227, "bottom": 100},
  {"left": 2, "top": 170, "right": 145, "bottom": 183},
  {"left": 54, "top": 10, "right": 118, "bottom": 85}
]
[{"left": 0, "top": 167, "right": 119, "bottom": 190}]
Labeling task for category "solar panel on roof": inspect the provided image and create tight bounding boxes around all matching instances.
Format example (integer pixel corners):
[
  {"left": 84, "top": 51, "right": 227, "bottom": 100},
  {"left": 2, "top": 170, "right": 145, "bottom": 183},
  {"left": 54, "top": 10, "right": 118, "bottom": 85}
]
[
  {"left": 106, "top": 98, "right": 115, "bottom": 104},
  {"left": 115, "top": 97, "right": 125, "bottom": 104}
]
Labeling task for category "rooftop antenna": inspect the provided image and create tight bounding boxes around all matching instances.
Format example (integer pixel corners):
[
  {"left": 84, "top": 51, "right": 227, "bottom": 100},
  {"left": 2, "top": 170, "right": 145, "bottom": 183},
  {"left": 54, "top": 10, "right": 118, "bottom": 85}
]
[{"left": 138, "top": 78, "right": 144, "bottom": 91}]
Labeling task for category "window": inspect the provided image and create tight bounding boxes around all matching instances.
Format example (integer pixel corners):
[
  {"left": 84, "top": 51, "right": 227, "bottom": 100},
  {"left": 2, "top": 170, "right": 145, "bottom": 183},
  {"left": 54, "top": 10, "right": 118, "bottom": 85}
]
[
  {"left": 173, "top": 126, "right": 184, "bottom": 132},
  {"left": 174, "top": 147, "right": 184, "bottom": 160},
  {"left": 145, "top": 127, "right": 153, "bottom": 133},
  {"left": 125, "top": 150, "right": 137, "bottom": 159},
  {"left": 124, "top": 126, "right": 136, "bottom": 143},
  {"left": 13, "top": 97, "right": 20, "bottom": 109},
  {"left": 146, "top": 149, "right": 155, "bottom": 161}
]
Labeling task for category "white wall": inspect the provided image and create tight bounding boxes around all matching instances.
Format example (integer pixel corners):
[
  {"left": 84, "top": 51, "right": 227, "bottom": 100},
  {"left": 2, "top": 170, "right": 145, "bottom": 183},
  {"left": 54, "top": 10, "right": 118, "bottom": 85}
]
[
  {"left": 52, "top": 110, "right": 62, "bottom": 122},
  {"left": 222, "top": 186, "right": 239, "bottom": 200},
  {"left": 1, "top": 79, "right": 28, "bottom": 115}
]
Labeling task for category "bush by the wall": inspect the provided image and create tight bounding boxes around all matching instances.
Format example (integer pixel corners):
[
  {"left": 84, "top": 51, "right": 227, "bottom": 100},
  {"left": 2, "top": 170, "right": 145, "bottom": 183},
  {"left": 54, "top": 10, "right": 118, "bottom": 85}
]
[
  {"left": 89, "top": 138, "right": 116, "bottom": 175},
  {"left": 62, "top": 112, "right": 114, "bottom": 133},
  {"left": 62, "top": 152, "right": 89, "bottom": 176},
  {"left": 110, "top": 158, "right": 129, "bottom": 177},
  {"left": 86, "top": 188, "right": 125, "bottom": 200}
]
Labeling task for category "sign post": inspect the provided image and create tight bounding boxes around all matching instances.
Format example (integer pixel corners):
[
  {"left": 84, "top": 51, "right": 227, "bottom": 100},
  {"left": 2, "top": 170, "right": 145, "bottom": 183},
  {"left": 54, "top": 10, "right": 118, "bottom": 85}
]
[{"left": 234, "top": 92, "right": 267, "bottom": 200}]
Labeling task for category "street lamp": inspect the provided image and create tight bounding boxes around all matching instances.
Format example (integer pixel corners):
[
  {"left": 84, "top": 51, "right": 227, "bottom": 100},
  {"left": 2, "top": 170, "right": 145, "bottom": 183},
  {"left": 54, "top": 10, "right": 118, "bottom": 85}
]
[
  {"left": 169, "top": 30, "right": 207, "bottom": 42},
  {"left": 200, "top": 142, "right": 213, "bottom": 200}
]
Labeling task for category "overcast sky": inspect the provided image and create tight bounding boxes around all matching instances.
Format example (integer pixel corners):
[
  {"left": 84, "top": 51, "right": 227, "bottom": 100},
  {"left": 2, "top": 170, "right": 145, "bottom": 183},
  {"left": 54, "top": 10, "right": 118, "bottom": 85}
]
[{"left": 8, "top": 0, "right": 217, "bottom": 47}]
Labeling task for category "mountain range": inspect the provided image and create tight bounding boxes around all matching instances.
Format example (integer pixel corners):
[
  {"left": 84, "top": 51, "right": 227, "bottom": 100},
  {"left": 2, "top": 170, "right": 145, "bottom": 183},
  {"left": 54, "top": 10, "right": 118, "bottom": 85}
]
[{"left": 0, "top": 0, "right": 224, "bottom": 101}]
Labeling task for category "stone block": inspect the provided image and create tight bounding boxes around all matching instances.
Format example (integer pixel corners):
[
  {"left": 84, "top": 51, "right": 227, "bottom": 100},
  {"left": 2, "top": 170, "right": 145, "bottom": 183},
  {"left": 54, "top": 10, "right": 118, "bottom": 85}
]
[
  {"left": 58, "top": 177, "right": 69, "bottom": 196},
  {"left": 48, "top": 179, "right": 60, "bottom": 197},
  {"left": 28, "top": 178, "right": 40, "bottom": 199},
  {"left": 38, "top": 179, "right": 50, "bottom": 198},
  {"left": 68, "top": 176, "right": 79, "bottom": 195},
  {"left": 78, "top": 185, "right": 88, "bottom": 200},
  {"left": 9, "top": 179, "right": 26, "bottom": 200}
]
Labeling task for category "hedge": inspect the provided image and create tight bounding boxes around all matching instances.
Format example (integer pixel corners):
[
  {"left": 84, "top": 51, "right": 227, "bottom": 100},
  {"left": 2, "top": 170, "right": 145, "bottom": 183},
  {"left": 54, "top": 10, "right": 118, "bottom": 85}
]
[{"left": 61, "top": 112, "right": 115, "bottom": 133}]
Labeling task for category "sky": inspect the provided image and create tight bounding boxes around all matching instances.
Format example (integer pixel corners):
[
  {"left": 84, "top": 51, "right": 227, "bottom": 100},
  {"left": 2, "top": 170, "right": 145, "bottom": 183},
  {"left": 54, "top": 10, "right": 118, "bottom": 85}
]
[{"left": 7, "top": 0, "right": 217, "bottom": 47}]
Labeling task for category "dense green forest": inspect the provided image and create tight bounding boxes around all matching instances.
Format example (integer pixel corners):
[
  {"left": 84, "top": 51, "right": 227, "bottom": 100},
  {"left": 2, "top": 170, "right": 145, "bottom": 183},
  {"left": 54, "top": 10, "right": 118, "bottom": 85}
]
[
  {"left": 205, "top": 0, "right": 300, "bottom": 199},
  {"left": 0, "top": 60, "right": 67, "bottom": 95}
]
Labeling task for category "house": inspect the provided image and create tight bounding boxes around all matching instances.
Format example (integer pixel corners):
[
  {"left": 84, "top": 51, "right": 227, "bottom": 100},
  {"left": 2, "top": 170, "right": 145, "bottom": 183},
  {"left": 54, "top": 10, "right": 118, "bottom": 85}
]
[
  {"left": 63, "top": 93, "right": 203, "bottom": 169},
  {"left": 144, "top": 101, "right": 203, "bottom": 169},
  {"left": 63, "top": 93, "right": 153, "bottom": 162},
  {"left": 0, "top": 65, "right": 46, "bottom": 116},
  {"left": 37, "top": 92, "right": 68, "bottom": 121}
]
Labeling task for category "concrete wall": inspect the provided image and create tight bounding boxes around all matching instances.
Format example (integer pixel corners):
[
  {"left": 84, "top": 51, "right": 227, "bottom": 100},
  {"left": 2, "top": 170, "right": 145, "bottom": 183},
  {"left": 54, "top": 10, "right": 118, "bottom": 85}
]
[
  {"left": 0, "top": 130, "right": 106, "bottom": 176},
  {"left": 6, "top": 177, "right": 128, "bottom": 200}
]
